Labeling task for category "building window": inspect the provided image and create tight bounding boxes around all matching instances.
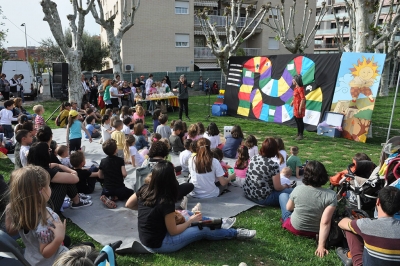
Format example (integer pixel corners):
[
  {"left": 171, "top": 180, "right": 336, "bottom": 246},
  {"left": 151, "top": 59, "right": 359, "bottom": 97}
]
[
  {"left": 331, "top": 22, "right": 337, "bottom": 29},
  {"left": 175, "top": 1, "right": 189, "bottom": 14},
  {"left": 175, "top": 34, "right": 189, "bottom": 47},
  {"left": 269, "top": 8, "right": 278, "bottom": 19},
  {"left": 176, "top": 67, "right": 190, "bottom": 72},
  {"left": 268, "top": 37, "right": 279, "bottom": 50}
]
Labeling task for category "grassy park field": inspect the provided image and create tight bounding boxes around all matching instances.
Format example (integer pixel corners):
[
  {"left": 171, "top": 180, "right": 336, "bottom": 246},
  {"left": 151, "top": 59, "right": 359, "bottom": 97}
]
[{"left": 0, "top": 91, "right": 399, "bottom": 265}]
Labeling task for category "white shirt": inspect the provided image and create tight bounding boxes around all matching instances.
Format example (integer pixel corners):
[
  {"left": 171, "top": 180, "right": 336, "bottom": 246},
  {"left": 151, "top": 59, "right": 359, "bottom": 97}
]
[
  {"left": 179, "top": 149, "right": 192, "bottom": 172},
  {"left": 122, "top": 124, "right": 131, "bottom": 135},
  {"left": 203, "top": 132, "right": 221, "bottom": 149},
  {"left": 129, "top": 146, "right": 144, "bottom": 167},
  {"left": 131, "top": 86, "right": 136, "bottom": 94},
  {"left": 145, "top": 78, "right": 153, "bottom": 94},
  {"left": 101, "top": 123, "right": 112, "bottom": 141},
  {"left": 59, "top": 157, "right": 73, "bottom": 168},
  {"left": 248, "top": 146, "right": 259, "bottom": 158},
  {"left": 110, "top": 86, "right": 120, "bottom": 98},
  {"left": 9, "top": 78, "right": 19, "bottom": 91},
  {"left": 189, "top": 157, "right": 225, "bottom": 198},
  {"left": 279, "top": 150, "right": 287, "bottom": 169},
  {"left": 82, "top": 81, "right": 90, "bottom": 93},
  {"left": 0, "top": 108, "right": 17, "bottom": 125},
  {"left": 280, "top": 174, "right": 291, "bottom": 186},
  {"left": 20, "top": 145, "right": 30, "bottom": 167}
]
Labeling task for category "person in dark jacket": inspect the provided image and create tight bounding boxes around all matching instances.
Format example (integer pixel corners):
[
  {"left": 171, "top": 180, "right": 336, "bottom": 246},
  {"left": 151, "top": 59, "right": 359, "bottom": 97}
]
[{"left": 173, "top": 75, "right": 194, "bottom": 121}]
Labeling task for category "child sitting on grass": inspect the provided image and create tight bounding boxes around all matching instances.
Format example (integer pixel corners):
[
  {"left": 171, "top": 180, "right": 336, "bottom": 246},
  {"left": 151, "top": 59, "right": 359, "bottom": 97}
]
[
  {"left": 169, "top": 122, "right": 184, "bottom": 153},
  {"left": 134, "top": 122, "right": 149, "bottom": 150},
  {"left": 280, "top": 167, "right": 295, "bottom": 188},
  {"left": 70, "top": 150, "right": 99, "bottom": 195},
  {"left": 124, "top": 135, "right": 146, "bottom": 167},
  {"left": 15, "top": 129, "right": 33, "bottom": 168},
  {"left": 222, "top": 125, "right": 244, "bottom": 159},
  {"left": 234, "top": 145, "right": 250, "bottom": 187},
  {"left": 85, "top": 116, "right": 101, "bottom": 139},
  {"left": 111, "top": 120, "right": 125, "bottom": 158},
  {"left": 187, "top": 123, "right": 200, "bottom": 141},
  {"left": 156, "top": 113, "right": 171, "bottom": 139},
  {"left": 122, "top": 117, "right": 133, "bottom": 136},
  {"left": 33, "top": 104, "right": 45, "bottom": 130},
  {"left": 287, "top": 146, "right": 303, "bottom": 179},
  {"left": 99, "top": 139, "right": 134, "bottom": 209},
  {"left": 245, "top": 135, "right": 258, "bottom": 158},
  {"left": 57, "top": 145, "right": 73, "bottom": 168},
  {"left": 179, "top": 139, "right": 192, "bottom": 173}
]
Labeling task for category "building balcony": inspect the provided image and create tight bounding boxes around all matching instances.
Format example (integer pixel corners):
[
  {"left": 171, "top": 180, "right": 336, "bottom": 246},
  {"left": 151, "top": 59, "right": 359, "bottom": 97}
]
[
  {"left": 194, "top": 47, "right": 260, "bottom": 59},
  {"left": 194, "top": 15, "right": 261, "bottom": 29},
  {"left": 194, "top": 0, "right": 218, "bottom": 7},
  {"left": 314, "top": 43, "right": 341, "bottom": 49}
]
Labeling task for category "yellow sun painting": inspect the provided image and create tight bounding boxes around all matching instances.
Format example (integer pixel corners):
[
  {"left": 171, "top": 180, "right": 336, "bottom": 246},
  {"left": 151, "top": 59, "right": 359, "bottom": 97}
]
[{"left": 349, "top": 56, "right": 379, "bottom": 80}]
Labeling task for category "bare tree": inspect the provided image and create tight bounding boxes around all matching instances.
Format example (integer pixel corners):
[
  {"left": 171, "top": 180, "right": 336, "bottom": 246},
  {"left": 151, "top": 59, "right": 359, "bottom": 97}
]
[
  {"left": 195, "top": 0, "right": 268, "bottom": 78},
  {"left": 91, "top": 0, "right": 140, "bottom": 78},
  {"left": 262, "top": 0, "right": 328, "bottom": 54},
  {"left": 334, "top": 0, "right": 400, "bottom": 96},
  {"left": 41, "top": 0, "right": 94, "bottom": 105}
]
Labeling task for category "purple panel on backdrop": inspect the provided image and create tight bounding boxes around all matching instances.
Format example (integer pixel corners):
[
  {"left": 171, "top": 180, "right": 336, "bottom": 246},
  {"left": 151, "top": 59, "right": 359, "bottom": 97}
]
[
  {"left": 282, "top": 69, "right": 294, "bottom": 86},
  {"left": 250, "top": 89, "right": 258, "bottom": 102},
  {"left": 274, "top": 105, "right": 282, "bottom": 123},
  {"left": 280, "top": 89, "right": 293, "bottom": 102},
  {"left": 243, "top": 77, "right": 255, "bottom": 85},
  {"left": 260, "top": 67, "right": 272, "bottom": 80}
]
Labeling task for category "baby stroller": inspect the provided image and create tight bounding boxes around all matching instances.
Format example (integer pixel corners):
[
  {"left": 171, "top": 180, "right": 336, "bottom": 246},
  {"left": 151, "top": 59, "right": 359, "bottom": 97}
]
[{"left": 334, "top": 160, "right": 384, "bottom": 212}]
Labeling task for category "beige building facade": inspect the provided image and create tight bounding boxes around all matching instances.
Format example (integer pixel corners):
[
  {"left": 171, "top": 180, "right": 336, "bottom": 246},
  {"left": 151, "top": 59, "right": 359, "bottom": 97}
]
[{"left": 100, "top": 0, "right": 316, "bottom": 73}]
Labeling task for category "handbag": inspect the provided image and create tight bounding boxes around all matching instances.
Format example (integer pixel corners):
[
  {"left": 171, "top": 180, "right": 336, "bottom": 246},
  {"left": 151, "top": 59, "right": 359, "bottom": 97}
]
[{"left": 98, "top": 96, "right": 105, "bottom": 109}]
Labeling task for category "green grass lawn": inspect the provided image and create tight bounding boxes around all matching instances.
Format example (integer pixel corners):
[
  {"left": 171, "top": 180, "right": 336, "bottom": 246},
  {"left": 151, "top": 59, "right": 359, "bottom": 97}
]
[{"left": 1, "top": 90, "right": 399, "bottom": 265}]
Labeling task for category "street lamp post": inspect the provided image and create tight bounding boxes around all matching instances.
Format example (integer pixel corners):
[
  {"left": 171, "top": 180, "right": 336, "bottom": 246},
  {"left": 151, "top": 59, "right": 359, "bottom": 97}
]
[{"left": 21, "top": 23, "right": 28, "bottom": 61}]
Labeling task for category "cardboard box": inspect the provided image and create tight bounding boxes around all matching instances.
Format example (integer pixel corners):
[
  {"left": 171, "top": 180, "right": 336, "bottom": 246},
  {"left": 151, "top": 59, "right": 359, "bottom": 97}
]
[{"left": 317, "top": 112, "right": 344, "bottom": 138}]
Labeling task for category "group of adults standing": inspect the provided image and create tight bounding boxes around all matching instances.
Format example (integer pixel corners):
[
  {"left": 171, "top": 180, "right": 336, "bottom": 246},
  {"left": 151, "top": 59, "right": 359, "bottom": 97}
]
[
  {"left": 0, "top": 73, "right": 25, "bottom": 102},
  {"left": 81, "top": 73, "right": 195, "bottom": 120}
]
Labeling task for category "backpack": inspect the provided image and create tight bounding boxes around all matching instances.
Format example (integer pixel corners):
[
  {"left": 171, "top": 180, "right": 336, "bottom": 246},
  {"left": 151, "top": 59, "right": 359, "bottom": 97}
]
[
  {"left": 55, "top": 113, "right": 67, "bottom": 127},
  {"left": 134, "top": 160, "right": 156, "bottom": 192}
]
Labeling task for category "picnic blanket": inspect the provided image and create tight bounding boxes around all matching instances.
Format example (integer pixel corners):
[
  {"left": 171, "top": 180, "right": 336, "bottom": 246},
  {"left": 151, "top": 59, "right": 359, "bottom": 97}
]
[{"left": 6, "top": 129, "right": 259, "bottom": 253}]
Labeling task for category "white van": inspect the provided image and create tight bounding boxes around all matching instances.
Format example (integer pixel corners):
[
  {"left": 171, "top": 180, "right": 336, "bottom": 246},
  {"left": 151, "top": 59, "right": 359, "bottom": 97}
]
[{"left": 1, "top": 61, "right": 37, "bottom": 98}]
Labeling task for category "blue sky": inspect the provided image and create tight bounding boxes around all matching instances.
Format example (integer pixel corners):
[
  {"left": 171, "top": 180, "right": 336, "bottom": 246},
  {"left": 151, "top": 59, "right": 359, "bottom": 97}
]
[{"left": 2, "top": 1, "right": 100, "bottom": 47}]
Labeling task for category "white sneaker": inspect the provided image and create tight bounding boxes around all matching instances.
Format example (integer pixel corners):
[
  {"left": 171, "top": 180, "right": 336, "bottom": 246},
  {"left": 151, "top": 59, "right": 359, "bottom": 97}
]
[
  {"left": 236, "top": 228, "right": 256, "bottom": 240},
  {"left": 222, "top": 217, "right": 236, "bottom": 229},
  {"left": 79, "top": 193, "right": 92, "bottom": 200}
]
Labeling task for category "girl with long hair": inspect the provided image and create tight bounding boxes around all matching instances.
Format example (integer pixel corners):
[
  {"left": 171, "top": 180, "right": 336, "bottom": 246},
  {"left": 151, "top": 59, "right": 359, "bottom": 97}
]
[
  {"left": 234, "top": 145, "right": 250, "bottom": 187},
  {"left": 6, "top": 166, "right": 69, "bottom": 265},
  {"left": 129, "top": 161, "right": 256, "bottom": 253},
  {"left": 124, "top": 135, "right": 146, "bottom": 167},
  {"left": 203, "top": 122, "right": 221, "bottom": 149},
  {"left": 189, "top": 138, "right": 236, "bottom": 198}
]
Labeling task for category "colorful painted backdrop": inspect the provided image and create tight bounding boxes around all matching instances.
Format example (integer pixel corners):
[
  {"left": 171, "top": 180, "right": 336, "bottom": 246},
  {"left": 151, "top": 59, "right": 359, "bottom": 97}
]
[
  {"left": 331, "top": 52, "right": 386, "bottom": 143},
  {"left": 225, "top": 54, "right": 342, "bottom": 131}
]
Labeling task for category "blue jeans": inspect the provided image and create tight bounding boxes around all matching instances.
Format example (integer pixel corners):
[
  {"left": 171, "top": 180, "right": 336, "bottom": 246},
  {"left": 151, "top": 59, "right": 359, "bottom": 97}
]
[
  {"left": 144, "top": 227, "right": 237, "bottom": 253},
  {"left": 250, "top": 188, "right": 293, "bottom": 220}
]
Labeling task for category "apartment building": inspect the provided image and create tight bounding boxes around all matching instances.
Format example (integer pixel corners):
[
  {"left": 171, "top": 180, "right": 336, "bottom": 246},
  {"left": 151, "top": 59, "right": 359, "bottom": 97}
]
[
  {"left": 7, "top": 46, "right": 40, "bottom": 61},
  {"left": 100, "top": 0, "right": 315, "bottom": 73},
  {"left": 315, "top": 0, "right": 398, "bottom": 53}
]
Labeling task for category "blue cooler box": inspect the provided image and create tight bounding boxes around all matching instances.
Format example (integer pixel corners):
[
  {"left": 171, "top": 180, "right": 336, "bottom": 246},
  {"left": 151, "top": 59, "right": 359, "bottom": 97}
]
[
  {"left": 212, "top": 104, "right": 227, "bottom": 116},
  {"left": 317, "top": 112, "right": 344, "bottom": 138}
]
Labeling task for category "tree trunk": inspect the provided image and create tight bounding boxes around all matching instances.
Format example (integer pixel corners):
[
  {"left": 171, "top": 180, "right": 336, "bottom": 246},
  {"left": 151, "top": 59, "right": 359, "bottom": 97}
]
[
  {"left": 379, "top": 60, "right": 391, "bottom": 96},
  {"left": 389, "top": 60, "right": 398, "bottom": 87},
  {"left": 107, "top": 30, "right": 123, "bottom": 78},
  {"left": 66, "top": 51, "right": 84, "bottom": 104},
  {"left": 354, "top": 0, "right": 372, "bottom": 52}
]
